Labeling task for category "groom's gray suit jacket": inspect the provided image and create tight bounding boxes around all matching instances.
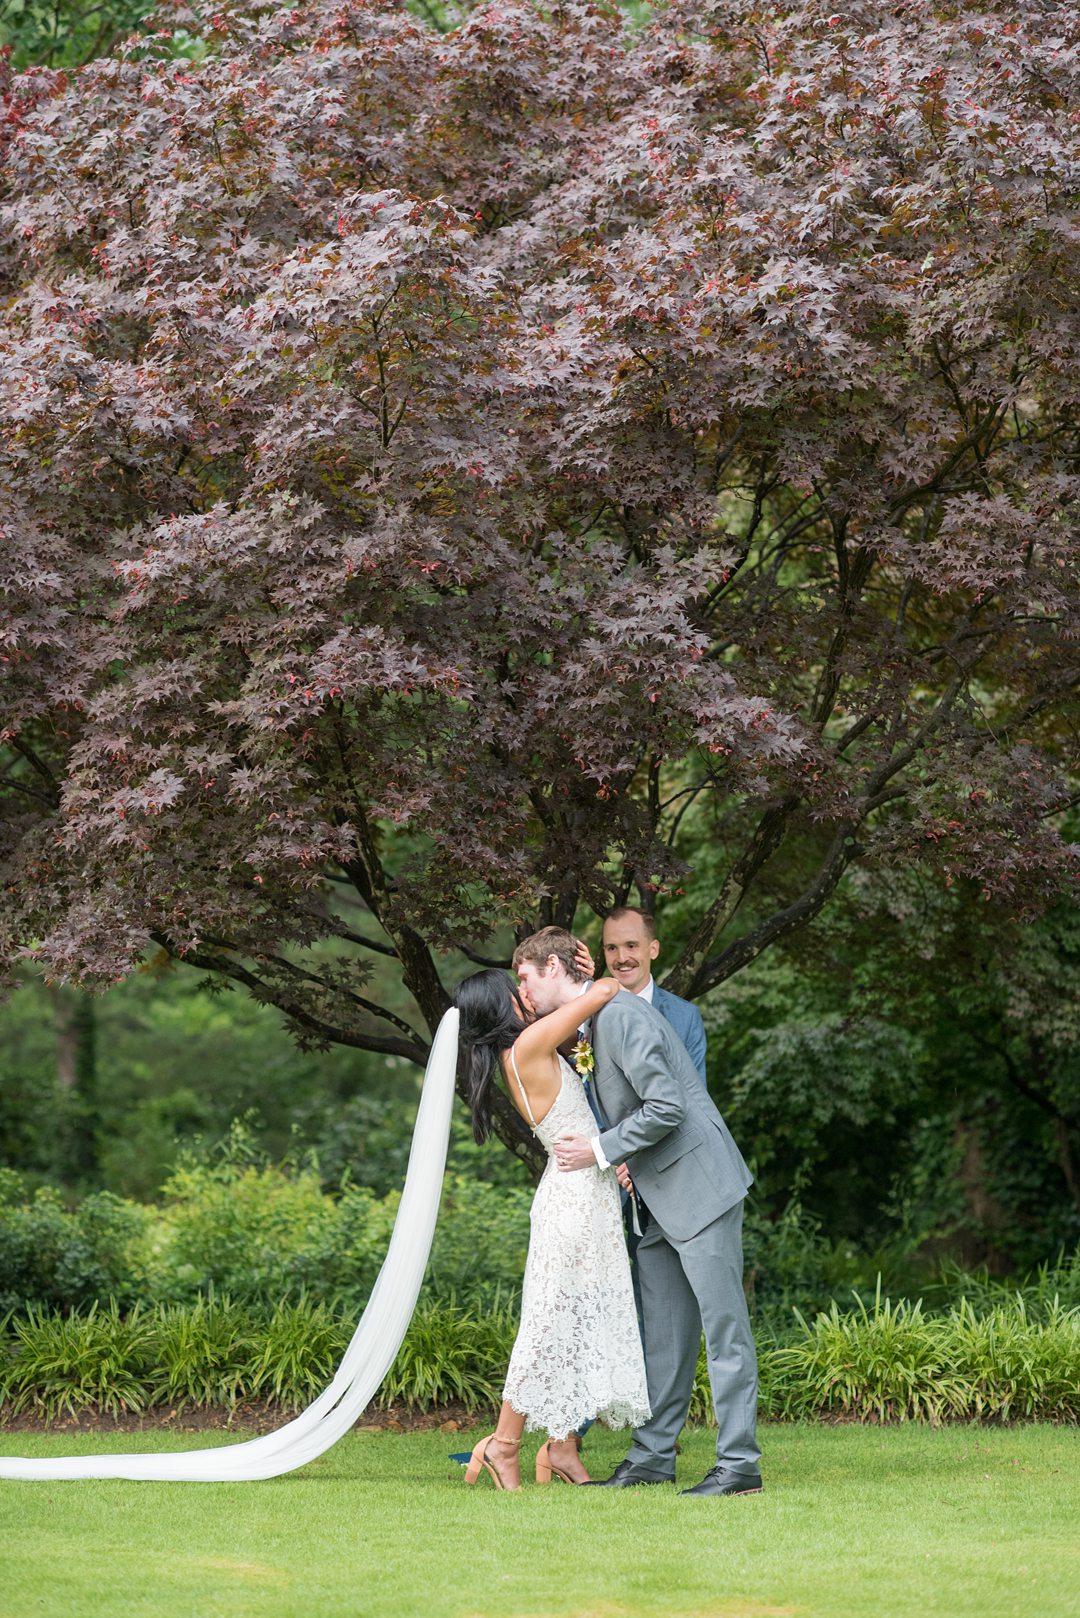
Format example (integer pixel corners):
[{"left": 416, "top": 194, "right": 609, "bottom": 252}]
[{"left": 591, "top": 990, "right": 752, "bottom": 1242}]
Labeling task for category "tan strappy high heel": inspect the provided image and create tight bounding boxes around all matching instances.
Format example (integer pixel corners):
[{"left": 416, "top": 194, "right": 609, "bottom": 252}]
[
  {"left": 535, "top": 1437, "right": 588, "bottom": 1484},
  {"left": 464, "top": 1432, "right": 522, "bottom": 1491}
]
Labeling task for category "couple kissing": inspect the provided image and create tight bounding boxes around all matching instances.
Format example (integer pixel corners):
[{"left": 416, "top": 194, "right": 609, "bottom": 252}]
[{"left": 454, "top": 923, "right": 761, "bottom": 1496}]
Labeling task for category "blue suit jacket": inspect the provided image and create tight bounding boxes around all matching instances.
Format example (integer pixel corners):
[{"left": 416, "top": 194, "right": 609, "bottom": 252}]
[{"left": 652, "top": 983, "right": 707, "bottom": 1087}]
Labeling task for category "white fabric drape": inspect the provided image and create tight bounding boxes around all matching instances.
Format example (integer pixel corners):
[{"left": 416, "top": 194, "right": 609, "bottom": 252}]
[{"left": 0, "top": 1008, "right": 459, "bottom": 1482}]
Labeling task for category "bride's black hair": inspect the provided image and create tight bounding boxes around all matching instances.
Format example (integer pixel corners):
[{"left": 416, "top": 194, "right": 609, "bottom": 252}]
[{"left": 454, "top": 969, "right": 529, "bottom": 1144}]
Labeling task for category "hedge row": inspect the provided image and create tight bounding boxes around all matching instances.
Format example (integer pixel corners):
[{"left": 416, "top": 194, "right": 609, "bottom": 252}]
[
  {"left": 0, "top": 1161, "right": 531, "bottom": 1316},
  {"left": 2, "top": 1293, "right": 1077, "bottom": 1426},
  {"left": 7, "top": 1154, "right": 1080, "bottom": 1333}
]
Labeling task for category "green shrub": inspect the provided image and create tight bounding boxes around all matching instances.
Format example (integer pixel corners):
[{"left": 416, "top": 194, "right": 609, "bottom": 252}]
[
  {"left": 140, "top": 1134, "right": 529, "bottom": 1312},
  {"left": 1, "top": 1300, "right": 155, "bottom": 1419},
  {"left": 328, "top": 1185, "right": 403, "bottom": 1307},
  {"left": 0, "top": 1184, "right": 151, "bottom": 1315},
  {"left": 424, "top": 1178, "right": 531, "bottom": 1304},
  {"left": 377, "top": 1297, "right": 518, "bottom": 1411},
  {"left": 764, "top": 1290, "right": 1080, "bottom": 1424},
  {"left": 147, "top": 1131, "right": 343, "bottom": 1304}
]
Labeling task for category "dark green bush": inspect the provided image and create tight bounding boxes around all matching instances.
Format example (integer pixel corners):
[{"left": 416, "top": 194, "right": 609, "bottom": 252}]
[
  {"left": 742, "top": 1195, "right": 938, "bottom": 1330},
  {"left": 0, "top": 1177, "right": 151, "bottom": 1315},
  {"left": 927, "top": 1251, "right": 1080, "bottom": 1318}
]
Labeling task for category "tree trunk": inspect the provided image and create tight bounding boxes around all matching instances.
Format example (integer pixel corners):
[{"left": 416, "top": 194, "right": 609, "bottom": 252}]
[
  {"left": 51, "top": 986, "right": 99, "bottom": 1182},
  {"left": 954, "top": 1117, "right": 1010, "bottom": 1273}
]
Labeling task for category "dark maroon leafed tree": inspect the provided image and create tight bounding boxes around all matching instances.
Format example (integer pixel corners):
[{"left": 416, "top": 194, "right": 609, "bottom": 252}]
[{"left": 2, "top": 0, "right": 1077, "bottom": 1168}]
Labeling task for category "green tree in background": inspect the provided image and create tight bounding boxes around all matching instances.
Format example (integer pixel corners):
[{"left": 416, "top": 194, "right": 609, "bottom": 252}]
[
  {"left": 0, "top": 0, "right": 152, "bottom": 68},
  {"left": 3, "top": 857, "right": 1076, "bottom": 1276},
  {"left": 0, "top": 950, "right": 525, "bottom": 1199},
  {"left": 706, "top": 875, "right": 1080, "bottom": 1271}
]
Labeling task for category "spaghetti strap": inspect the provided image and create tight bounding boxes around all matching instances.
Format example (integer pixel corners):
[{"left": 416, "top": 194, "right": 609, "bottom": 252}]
[{"left": 508, "top": 1042, "right": 536, "bottom": 1126}]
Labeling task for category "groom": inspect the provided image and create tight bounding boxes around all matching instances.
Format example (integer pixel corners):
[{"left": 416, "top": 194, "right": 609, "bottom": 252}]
[{"left": 513, "top": 927, "right": 761, "bottom": 1497}]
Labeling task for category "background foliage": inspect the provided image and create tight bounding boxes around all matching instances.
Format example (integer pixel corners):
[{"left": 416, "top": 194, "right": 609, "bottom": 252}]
[
  {"left": 0, "top": 0, "right": 1078, "bottom": 1422},
  {"left": 1, "top": 0, "right": 1077, "bottom": 1178}
]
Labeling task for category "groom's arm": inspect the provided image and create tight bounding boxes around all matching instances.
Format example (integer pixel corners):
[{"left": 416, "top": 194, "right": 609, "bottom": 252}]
[
  {"left": 594, "top": 1001, "right": 686, "bottom": 1164},
  {"left": 555, "top": 998, "right": 687, "bottom": 1175}
]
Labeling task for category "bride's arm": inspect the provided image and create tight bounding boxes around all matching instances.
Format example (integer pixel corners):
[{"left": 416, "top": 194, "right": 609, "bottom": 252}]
[{"left": 514, "top": 977, "right": 620, "bottom": 1067}]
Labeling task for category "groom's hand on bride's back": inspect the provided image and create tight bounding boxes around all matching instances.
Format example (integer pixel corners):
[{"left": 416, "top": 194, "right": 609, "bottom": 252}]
[{"left": 554, "top": 1134, "right": 597, "bottom": 1171}]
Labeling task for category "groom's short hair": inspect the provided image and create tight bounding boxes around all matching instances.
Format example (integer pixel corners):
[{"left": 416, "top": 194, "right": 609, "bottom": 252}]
[
  {"left": 604, "top": 905, "right": 657, "bottom": 940},
  {"left": 512, "top": 927, "right": 589, "bottom": 982}
]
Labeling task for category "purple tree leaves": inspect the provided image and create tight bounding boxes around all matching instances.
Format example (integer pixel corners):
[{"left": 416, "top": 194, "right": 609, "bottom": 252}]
[{"left": 1, "top": 3, "right": 1076, "bottom": 1127}]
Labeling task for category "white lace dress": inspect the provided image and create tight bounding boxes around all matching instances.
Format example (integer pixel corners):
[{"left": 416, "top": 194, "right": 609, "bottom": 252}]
[{"left": 502, "top": 1054, "right": 651, "bottom": 1440}]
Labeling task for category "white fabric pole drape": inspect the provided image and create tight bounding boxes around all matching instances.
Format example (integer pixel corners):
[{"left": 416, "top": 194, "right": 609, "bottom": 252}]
[{"left": 0, "top": 1008, "right": 460, "bottom": 1482}]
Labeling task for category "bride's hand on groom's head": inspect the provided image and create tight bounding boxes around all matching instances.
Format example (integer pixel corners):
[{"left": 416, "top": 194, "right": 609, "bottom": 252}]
[{"left": 574, "top": 939, "right": 596, "bottom": 980}]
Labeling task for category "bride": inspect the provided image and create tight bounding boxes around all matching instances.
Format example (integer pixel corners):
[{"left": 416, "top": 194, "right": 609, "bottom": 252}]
[{"left": 453, "top": 938, "right": 649, "bottom": 1491}]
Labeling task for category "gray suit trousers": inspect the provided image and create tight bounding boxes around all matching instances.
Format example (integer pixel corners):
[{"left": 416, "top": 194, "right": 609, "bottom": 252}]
[{"left": 627, "top": 1200, "right": 760, "bottom": 1478}]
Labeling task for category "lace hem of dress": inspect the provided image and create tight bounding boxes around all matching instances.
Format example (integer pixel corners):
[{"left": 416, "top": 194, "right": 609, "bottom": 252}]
[{"left": 507, "top": 1397, "right": 652, "bottom": 1443}]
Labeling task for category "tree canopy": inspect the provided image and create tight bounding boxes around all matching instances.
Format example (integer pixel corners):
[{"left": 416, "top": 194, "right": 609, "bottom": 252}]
[{"left": 2, "top": 0, "right": 1078, "bottom": 1163}]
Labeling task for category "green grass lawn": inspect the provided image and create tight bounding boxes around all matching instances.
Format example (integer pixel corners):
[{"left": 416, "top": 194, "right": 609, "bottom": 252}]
[{"left": 0, "top": 1422, "right": 1077, "bottom": 1618}]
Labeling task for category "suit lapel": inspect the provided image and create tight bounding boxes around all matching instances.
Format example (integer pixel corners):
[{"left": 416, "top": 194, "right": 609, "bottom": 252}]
[{"left": 590, "top": 1007, "right": 621, "bottom": 1123}]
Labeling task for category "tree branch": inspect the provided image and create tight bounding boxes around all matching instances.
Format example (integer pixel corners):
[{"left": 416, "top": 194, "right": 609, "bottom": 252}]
[
  {"left": 8, "top": 738, "right": 61, "bottom": 805},
  {"left": 687, "top": 820, "right": 859, "bottom": 997},
  {"left": 662, "top": 795, "right": 801, "bottom": 997},
  {"left": 150, "top": 934, "right": 429, "bottom": 1062},
  {"left": 335, "top": 927, "right": 400, "bottom": 959}
]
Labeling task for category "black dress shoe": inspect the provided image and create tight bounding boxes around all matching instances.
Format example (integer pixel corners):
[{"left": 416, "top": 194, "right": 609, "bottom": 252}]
[
  {"left": 584, "top": 1459, "right": 675, "bottom": 1488},
  {"left": 680, "top": 1466, "right": 763, "bottom": 1497}
]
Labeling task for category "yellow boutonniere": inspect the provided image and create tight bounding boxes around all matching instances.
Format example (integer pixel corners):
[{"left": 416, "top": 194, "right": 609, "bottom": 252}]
[{"left": 571, "top": 1038, "right": 594, "bottom": 1078}]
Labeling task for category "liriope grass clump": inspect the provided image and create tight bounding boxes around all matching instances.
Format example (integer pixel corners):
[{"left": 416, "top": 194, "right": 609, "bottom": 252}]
[
  {"left": 3, "top": 1291, "right": 1078, "bottom": 1426},
  {"left": 760, "top": 1290, "right": 1080, "bottom": 1424},
  {"left": 145, "top": 1294, "right": 260, "bottom": 1411},
  {"left": 0, "top": 1296, "right": 520, "bottom": 1422},
  {"left": 1, "top": 1300, "right": 156, "bottom": 1419},
  {"left": 378, "top": 1298, "right": 517, "bottom": 1412}
]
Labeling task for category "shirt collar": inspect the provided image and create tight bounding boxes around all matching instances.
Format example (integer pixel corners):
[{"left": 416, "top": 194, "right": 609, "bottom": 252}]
[{"left": 636, "top": 976, "right": 656, "bottom": 1004}]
